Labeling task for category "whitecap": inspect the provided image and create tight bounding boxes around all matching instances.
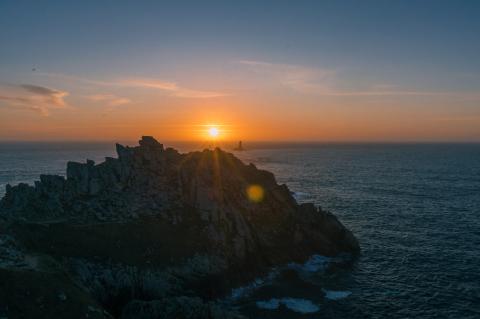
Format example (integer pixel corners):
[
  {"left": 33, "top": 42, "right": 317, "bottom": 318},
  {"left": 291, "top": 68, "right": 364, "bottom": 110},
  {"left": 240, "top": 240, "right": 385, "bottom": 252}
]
[
  {"left": 288, "top": 254, "right": 332, "bottom": 273},
  {"left": 229, "top": 269, "right": 279, "bottom": 300},
  {"left": 291, "top": 191, "right": 310, "bottom": 202},
  {"left": 229, "top": 254, "right": 345, "bottom": 300},
  {"left": 302, "top": 254, "right": 332, "bottom": 272},
  {"left": 323, "top": 289, "right": 352, "bottom": 300},
  {"left": 281, "top": 298, "right": 320, "bottom": 313},
  {"left": 256, "top": 298, "right": 320, "bottom": 314}
]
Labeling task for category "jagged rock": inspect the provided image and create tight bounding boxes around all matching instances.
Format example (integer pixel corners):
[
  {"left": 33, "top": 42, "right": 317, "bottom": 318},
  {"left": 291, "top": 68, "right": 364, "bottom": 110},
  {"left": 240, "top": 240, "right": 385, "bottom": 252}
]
[
  {"left": 116, "top": 143, "right": 133, "bottom": 160},
  {"left": 120, "top": 297, "right": 247, "bottom": 319},
  {"left": 67, "top": 161, "right": 90, "bottom": 193},
  {"left": 39, "top": 174, "right": 65, "bottom": 193},
  {"left": 138, "top": 136, "right": 163, "bottom": 150},
  {"left": 0, "top": 136, "right": 359, "bottom": 318}
]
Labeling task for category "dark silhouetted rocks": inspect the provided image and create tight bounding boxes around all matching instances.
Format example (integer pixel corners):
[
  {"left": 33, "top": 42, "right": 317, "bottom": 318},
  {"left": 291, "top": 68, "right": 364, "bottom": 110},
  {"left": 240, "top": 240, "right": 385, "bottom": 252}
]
[{"left": 0, "top": 136, "right": 359, "bottom": 318}]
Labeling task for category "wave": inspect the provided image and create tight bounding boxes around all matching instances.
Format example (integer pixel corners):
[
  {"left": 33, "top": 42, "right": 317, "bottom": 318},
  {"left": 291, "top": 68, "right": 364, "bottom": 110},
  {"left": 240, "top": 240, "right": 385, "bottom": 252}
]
[
  {"left": 230, "top": 254, "right": 334, "bottom": 300},
  {"left": 288, "top": 254, "right": 332, "bottom": 272},
  {"left": 291, "top": 191, "right": 310, "bottom": 202},
  {"left": 323, "top": 289, "right": 352, "bottom": 300},
  {"left": 229, "top": 268, "right": 280, "bottom": 300},
  {"left": 256, "top": 298, "right": 320, "bottom": 314}
]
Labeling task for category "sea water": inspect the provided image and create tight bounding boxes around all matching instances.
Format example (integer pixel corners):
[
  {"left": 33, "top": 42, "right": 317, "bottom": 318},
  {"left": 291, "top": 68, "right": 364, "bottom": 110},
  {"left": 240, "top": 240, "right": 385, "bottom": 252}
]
[{"left": 1, "top": 142, "right": 479, "bottom": 318}]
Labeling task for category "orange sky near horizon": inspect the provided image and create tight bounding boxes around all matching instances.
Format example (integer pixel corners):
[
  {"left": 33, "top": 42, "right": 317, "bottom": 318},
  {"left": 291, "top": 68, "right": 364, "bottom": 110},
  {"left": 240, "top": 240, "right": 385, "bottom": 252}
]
[
  {"left": 1, "top": 79, "right": 480, "bottom": 143},
  {"left": 1, "top": 90, "right": 479, "bottom": 142}
]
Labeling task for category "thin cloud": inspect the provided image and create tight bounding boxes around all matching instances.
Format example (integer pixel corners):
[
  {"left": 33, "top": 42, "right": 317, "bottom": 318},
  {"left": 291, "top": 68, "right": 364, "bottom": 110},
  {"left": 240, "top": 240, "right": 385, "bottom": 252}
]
[
  {"left": 170, "top": 88, "right": 228, "bottom": 98},
  {"left": 120, "top": 78, "right": 178, "bottom": 91},
  {"left": 120, "top": 77, "right": 227, "bottom": 98},
  {"left": 87, "top": 94, "right": 131, "bottom": 106},
  {"left": 239, "top": 60, "right": 454, "bottom": 97},
  {"left": 239, "top": 59, "right": 335, "bottom": 94},
  {"left": 314, "top": 90, "right": 450, "bottom": 97},
  {"left": 38, "top": 72, "right": 227, "bottom": 99},
  {"left": 0, "top": 84, "right": 69, "bottom": 116},
  {"left": 20, "top": 84, "right": 68, "bottom": 107},
  {"left": 36, "top": 72, "right": 119, "bottom": 87}
]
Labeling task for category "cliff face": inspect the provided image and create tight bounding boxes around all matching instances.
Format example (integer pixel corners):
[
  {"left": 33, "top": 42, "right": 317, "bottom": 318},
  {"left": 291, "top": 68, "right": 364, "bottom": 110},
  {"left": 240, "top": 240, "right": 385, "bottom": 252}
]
[{"left": 0, "top": 136, "right": 359, "bottom": 319}]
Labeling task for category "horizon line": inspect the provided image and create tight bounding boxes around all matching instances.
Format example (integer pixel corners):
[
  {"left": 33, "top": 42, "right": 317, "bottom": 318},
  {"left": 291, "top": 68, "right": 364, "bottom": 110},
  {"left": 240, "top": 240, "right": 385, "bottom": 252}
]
[{"left": 0, "top": 139, "right": 479, "bottom": 144}]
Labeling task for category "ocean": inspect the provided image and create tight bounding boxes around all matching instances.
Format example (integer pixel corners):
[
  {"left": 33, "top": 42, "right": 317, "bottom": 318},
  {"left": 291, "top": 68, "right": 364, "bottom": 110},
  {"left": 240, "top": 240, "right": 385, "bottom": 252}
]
[{"left": 1, "top": 142, "right": 479, "bottom": 318}]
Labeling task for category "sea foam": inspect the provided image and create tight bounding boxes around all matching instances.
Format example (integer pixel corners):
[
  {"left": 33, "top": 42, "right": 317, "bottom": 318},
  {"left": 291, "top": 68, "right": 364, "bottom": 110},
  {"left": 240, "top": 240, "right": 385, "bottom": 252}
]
[
  {"left": 323, "top": 289, "right": 352, "bottom": 300},
  {"left": 291, "top": 191, "right": 310, "bottom": 202},
  {"left": 288, "top": 254, "right": 332, "bottom": 272},
  {"left": 230, "top": 254, "right": 335, "bottom": 300},
  {"left": 229, "top": 269, "right": 280, "bottom": 300},
  {"left": 256, "top": 298, "right": 320, "bottom": 313}
]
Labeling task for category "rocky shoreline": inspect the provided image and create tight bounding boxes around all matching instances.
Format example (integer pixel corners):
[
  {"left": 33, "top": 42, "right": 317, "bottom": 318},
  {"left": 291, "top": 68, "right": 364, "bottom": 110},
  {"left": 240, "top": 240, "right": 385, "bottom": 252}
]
[{"left": 0, "top": 136, "right": 359, "bottom": 318}]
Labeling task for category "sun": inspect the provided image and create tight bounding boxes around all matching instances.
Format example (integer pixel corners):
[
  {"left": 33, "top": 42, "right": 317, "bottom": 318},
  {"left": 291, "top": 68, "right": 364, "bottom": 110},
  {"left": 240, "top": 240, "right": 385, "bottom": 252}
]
[{"left": 208, "top": 126, "right": 219, "bottom": 138}]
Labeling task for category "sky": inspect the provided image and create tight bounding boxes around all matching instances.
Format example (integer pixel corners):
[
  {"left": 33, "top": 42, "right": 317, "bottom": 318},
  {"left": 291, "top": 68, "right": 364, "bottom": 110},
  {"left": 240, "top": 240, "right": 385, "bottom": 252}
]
[{"left": 0, "top": 0, "right": 479, "bottom": 142}]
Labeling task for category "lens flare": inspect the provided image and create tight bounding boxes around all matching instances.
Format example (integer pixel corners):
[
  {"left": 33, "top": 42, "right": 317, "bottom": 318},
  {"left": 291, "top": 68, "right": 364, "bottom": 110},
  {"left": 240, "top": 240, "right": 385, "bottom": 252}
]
[{"left": 247, "top": 184, "right": 264, "bottom": 203}]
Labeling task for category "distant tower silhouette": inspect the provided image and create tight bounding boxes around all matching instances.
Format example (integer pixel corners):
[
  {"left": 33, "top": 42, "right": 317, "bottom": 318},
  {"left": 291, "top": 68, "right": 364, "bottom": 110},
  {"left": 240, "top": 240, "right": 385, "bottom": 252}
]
[{"left": 234, "top": 140, "right": 244, "bottom": 151}]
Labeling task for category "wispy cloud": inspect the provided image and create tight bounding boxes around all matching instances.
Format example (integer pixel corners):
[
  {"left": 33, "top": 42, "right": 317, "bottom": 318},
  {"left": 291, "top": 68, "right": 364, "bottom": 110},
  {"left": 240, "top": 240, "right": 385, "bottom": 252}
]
[
  {"left": 0, "top": 84, "right": 69, "bottom": 116},
  {"left": 120, "top": 77, "right": 227, "bottom": 98},
  {"left": 239, "top": 60, "right": 456, "bottom": 97},
  {"left": 239, "top": 60, "right": 335, "bottom": 94},
  {"left": 87, "top": 94, "right": 131, "bottom": 107},
  {"left": 38, "top": 72, "right": 227, "bottom": 99},
  {"left": 20, "top": 84, "right": 68, "bottom": 107},
  {"left": 311, "top": 89, "right": 450, "bottom": 97},
  {"left": 119, "top": 78, "right": 178, "bottom": 91}
]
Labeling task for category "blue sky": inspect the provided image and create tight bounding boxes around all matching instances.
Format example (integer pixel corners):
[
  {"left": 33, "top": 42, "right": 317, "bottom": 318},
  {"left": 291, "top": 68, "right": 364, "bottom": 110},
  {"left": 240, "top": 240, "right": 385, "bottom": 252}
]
[{"left": 0, "top": 0, "right": 479, "bottom": 141}]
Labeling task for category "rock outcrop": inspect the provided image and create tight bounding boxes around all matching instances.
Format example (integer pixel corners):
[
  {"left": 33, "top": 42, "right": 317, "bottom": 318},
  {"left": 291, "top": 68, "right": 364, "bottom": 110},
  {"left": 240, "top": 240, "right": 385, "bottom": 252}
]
[{"left": 0, "top": 136, "right": 359, "bottom": 318}]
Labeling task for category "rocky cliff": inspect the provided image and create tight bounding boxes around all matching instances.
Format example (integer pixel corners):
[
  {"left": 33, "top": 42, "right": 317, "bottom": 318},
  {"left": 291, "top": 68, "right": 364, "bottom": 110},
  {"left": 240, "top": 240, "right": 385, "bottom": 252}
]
[{"left": 0, "top": 136, "right": 359, "bottom": 319}]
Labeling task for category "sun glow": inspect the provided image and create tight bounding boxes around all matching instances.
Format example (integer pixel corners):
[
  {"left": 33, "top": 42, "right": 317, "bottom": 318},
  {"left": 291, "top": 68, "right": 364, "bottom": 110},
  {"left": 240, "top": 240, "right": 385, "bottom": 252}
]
[
  {"left": 208, "top": 126, "right": 219, "bottom": 138},
  {"left": 197, "top": 123, "right": 231, "bottom": 141}
]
